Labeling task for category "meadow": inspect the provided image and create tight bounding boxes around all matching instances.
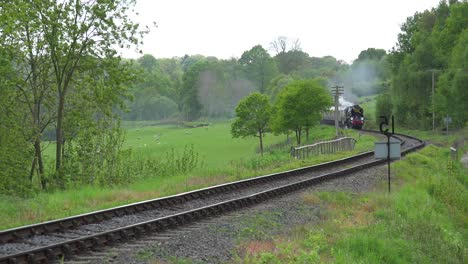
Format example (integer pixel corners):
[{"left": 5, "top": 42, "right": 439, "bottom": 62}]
[
  {"left": 0, "top": 122, "right": 376, "bottom": 230},
  {"left": 122, "top": 121, "right": 287, "bottom": 170}
]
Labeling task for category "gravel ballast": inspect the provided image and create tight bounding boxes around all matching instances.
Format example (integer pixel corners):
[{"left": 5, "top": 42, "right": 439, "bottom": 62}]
[{"left": 68, "top": 164, "right": 389, "bottom": 264}]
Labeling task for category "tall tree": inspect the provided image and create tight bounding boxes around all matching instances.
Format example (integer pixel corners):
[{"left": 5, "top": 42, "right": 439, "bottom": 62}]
[
  {"left": 181, "top": 61, "right": 209, "bottom": 121},
  {"left": 1, "top": 0, "right": 147, "bottom": 180},
  {"left": 239, "top": 45, "right": 278, "bottom": 93},
  {"left": 1, "top": 1, "right": 56, "bottom": 186},
  {"left": 270, "top": 36, "right": 301, "bottom": 55},
  {"left": 0, "top": 46, "right": 32, "bottom": 195},
  {"left": 389, "top": 0, "right": 467, "bottom": 128},
  {"left": 231, "top": 93, "right": 272, "bottom": 156},
  {"left": 272, "top": 79, "right": 332, "bottom": 145}
]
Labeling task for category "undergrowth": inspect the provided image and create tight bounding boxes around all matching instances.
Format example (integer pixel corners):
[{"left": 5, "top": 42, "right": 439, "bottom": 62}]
[{"left": 233, "top": 145, "right": 467, "bottom": 263}]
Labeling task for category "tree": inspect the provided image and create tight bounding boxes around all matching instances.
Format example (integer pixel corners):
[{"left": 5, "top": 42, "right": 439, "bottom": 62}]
[
  {"left": 1, "top": 0, "right": 147, "bottom": 185},
  {"left": 275, "top": 50, "right": 310, "bottom": 75},
  {"left": 181, "top": 61, "right": 210, "bottom": 121},
  {"left": 239, "top": 45, "right": 278, "bottom": 93},
  {"left": 231, "top": 93, "right": 272, "bottom": 156},
  {"left": 272, "top": 79, "right": 332, "bottom": 145},
  {"left": 0, "top": 1, "right": 56, "bottom": 187},
  {"left": 267, "top": 74, "right": 295, "bottom": 102},
  {"left": 0, "top": 46, "right": 32, "bottom": 195},
  {"left": 356, "top": 48, "right": 387, "bottom": 61},
  {"left": 270, "top": 36, "right": 301, "bottom": 55},
  {"left": 388, "top": 0, "right": 467, "bottom": 128},
  {"left": 375, "top": 93, "right": 393, "bottom": 122}
]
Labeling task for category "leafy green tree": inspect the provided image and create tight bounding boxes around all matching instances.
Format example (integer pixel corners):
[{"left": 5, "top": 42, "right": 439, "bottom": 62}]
[
  {"left": 275, "top": 50, "right": 310, "bottom": 75},
  {"left": 181, "top": 61, "right": 210, "bottom": 121},
  {"left": 272, "top": 79, "right": 332, "bottom": 145},
  {"left": 267, "top": 74, "right": 295, "bottom": 102},
  {"left": 375, "top": 93, "right": 393, "bottom": 122},
  {"left": 239, "top": 45, "right": 278, "bottom": 93},
  {"left": 0, "top": 47, "right": 32, "bottom": 195},
  {"left": 356, "top": 48, "right": 387, "bottom": 61},
  {"left": 1, "top": 0, "right": 147, "bottom": 187},
  {"left": 435, "top": 27, "right": 468, "bottom": 127},
  {"left": 231, "top": 93, "right": 272, "bottom": 156},
  {"left": 388, "top": 0, "right": 467, "bottom": 128}
]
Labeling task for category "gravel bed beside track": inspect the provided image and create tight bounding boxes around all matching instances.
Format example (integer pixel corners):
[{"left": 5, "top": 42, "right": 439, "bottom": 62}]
[{"left": 67, "top": 164, "right": 388, "bottom": 264}]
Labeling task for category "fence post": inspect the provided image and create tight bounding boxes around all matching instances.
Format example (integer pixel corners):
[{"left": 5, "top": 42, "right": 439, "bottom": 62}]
[{"left": 450, "top": 147, "right": 457, "bottom": 160}]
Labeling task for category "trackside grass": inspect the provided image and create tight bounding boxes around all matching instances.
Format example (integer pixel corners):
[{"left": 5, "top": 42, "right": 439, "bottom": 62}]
[
  {"left": 233, "top": 144, "right": 467, "bottom": 263},
  {"left": 0, "top": 123, "right": 375, "bottom": 230}
]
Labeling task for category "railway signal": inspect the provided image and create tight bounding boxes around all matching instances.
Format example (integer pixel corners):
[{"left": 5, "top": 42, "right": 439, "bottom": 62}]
[
  {"left": 331, "top": 85, "right": 344, "bottom": 137},
  {"left": 375, "top": 115, "right": 401, "bottom": 193}
]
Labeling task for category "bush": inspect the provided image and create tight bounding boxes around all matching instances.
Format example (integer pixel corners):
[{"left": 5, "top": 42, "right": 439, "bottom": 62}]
[{"left": 375, "top": 93, "right": 393, "bottom": 122}]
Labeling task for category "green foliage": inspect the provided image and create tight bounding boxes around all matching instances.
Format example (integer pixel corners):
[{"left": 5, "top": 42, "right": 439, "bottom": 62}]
[
  {"left": 235, "top": 145, "right": 467, "bottom": 264},
  {"left": 0, "top": 0, "right": 146, "bottom": 191},
  {"left": 389, "top": 1, "right": 468, "bottom": 128},
  {"left": 435, "top": 28, "right": 468, "bottom": 127},
  {"left": 239, "top": 45, "right": 278, "bottom": 93},
  {"left": 266, "top": 74, "right": 295, "bottom": 102},
  {"left": 125, "top": 55, "right": 181, "bottom": 120},
  {"left": 375, "top": 93, "right": 393, "bottom": 121},
  {"left": 181, "top": 61, "right": 210, "bottom": 121},
  {"left": 272, "top": 79, "right": 333, "bottom": 144},
  {"left": 356, "top": 48, "right": 387, "bottom": 61},
  {"left": 275, "top": 50, "right": 310, "bottom": 75},
  {"left": 231, "top": 93, "right": 272, "bottom": 155}
]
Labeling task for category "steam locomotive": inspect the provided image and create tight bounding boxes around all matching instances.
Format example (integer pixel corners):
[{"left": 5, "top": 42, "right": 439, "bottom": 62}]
[{"left": 344, "top": 105, "right": 364, "bottom": 129}]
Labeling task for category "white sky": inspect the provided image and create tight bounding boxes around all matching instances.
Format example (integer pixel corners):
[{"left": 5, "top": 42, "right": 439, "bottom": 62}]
[{"left": 121, "top": 0, "right": 441, "bottom": 63}]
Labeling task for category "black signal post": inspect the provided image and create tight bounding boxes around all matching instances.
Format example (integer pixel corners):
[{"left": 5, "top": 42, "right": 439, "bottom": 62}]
[{"left": 379, "top": 115, "right": 394, "bottom": 193}]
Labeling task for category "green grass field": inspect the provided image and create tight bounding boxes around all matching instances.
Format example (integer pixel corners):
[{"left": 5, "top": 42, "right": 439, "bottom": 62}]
[
  {"left": 122, "top": 121, "right": 286, "bottom": 169},
  {"left": 0, "top": 122, "right": 377, "bottom": 230}
]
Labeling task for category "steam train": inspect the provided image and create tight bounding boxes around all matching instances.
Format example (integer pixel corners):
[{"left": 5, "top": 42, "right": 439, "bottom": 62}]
[
  {"left": 322, "top": 104, "right": 365, "bottom": 130},
  {"left": 344, "top": 105, "right": 364, "bottom": 129}
]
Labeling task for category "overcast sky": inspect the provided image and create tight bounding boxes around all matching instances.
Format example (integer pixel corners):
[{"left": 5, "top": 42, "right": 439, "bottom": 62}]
[{"left": 121, "top": 0, "right": 442, "bottom": 63}]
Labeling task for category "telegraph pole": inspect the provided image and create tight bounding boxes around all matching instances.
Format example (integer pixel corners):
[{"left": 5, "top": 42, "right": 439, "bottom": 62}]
[
  {"left": 428, "top": 69, "right": 442, "bottom": 131},
  {"left": 432, "top": 70, "right": 435, "bottom": 131},
  {"left": 331, "top": 86, "right": 344, "bottom": 137}
]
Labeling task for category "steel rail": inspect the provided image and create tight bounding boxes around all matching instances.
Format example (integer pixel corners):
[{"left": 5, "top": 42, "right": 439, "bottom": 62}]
[{"left": 0, "top": 131, "right": 424, "bottom": 263}]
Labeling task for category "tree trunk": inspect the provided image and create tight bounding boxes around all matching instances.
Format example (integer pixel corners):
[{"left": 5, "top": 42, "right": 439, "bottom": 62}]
[
  {"left": 259, "top": 131, "right": 264, "bottom": 156},
  {"left": 295, "top": 128, "right": 302, "bottom": 145},
  {"left": 56, "top": 94, "right": 65, "bottom": 172},
  {"left": 298, "top": 129, "right": 301, "bottom": 145},
  {"left": 34, "top": 138, "right": 44, "bottom": 176},
  {"left": 29, "top": 156, "right": 37, "bottom": 182},
  {"left": 305, "top": 127, "right": 309, "bottom": 143}
]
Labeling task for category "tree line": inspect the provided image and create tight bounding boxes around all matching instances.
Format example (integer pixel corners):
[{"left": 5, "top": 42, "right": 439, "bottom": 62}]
[
  {"left": 0, "top": 4, "right": 388, "bottom": 197},
  {"left": 125, "top": 42, "right": 355, "bottom": 122},
  {"left": 378, "top": 0, "right": 467, "bottom": 129}
]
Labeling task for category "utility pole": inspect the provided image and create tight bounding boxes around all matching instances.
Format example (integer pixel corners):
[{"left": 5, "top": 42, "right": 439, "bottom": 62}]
[
  {"left": 428, "top": 69, "right": 441, "bottom": 131},
  {"left": 432, "top": 70, "right": 435, "bottom": 131},
  {"left": 331, "top": 86, "right": 344, "bottom": 138}
]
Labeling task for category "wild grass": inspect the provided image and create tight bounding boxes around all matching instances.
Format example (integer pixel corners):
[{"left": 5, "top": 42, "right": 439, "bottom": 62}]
[
  {"left": 234, "top": 145, "right": 467, "bottom": 263},
  {"left": 0, "top": 123, "right": 376, "bottom": 230}
]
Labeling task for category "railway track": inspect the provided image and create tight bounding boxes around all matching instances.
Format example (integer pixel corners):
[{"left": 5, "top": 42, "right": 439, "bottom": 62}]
[{"left": 0, "top": 130, "right": 424, "bottom": 263}]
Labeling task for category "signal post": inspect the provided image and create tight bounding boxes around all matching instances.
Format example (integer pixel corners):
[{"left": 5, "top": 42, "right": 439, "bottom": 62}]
[{"left": 331, "top": 86, "right": 344, "bottom": 137}]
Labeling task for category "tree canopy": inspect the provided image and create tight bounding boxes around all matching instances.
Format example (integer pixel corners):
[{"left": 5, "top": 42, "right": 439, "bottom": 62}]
[
  {"left": 231, "top": 93, "right": 272, "bottom": 155},
  {"left": 388, "top": 0, "right": 467, "bottom": 128},
  {"left": 272, "top": 79, "right": 332, "bottom": 145}
]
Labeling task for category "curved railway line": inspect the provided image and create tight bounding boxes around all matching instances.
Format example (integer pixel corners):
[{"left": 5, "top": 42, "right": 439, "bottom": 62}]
[{"left": 0, "top": 130, "right": 424, "bottom": 263}]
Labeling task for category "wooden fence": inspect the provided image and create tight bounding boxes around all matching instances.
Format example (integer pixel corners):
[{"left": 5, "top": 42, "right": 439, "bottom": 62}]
[{"left": 291, "top": 137, "right": 356, "bottom": 159}]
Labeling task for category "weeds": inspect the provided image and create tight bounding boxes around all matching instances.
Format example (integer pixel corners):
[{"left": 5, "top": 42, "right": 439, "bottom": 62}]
[{"left": 234, "top": 146, "right": 467, "bottom": 263}]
